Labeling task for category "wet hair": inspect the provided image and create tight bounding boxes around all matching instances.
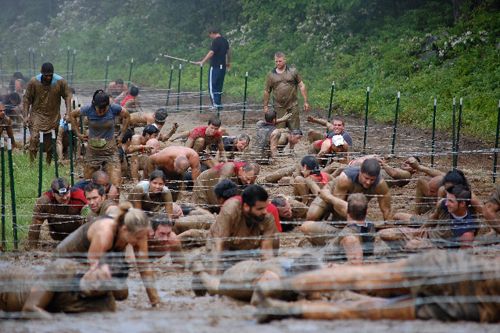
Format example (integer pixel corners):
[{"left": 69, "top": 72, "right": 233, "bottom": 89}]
[
  {"left": 360, "top": 158, "right": 381, "bottom": 177},
  {"left": 347, "top": 193, "right": 368, "bottom": 221},
  {"left": 41, "top": 62, "right": 54, "bottom": 75},
  {"left": 51, "top": 177, "right": 69, "bottom": 192},
  {"left": 441, "top": 169, "right": 469, "bottom": 189},
  {"left": 240, "top": 162, "right": 260, "bottom": 175},
  {"left": 237, "top": 133, "right": 250, "bottom": 143},
  {"left": 115, "top": 79, "right": 124, "bottom": 85},
  {"left": 129, "top": 86, "right": 139, "bottom": 97},
  {"left": 214, "top": 179, "right": 239, "bottom": 201},
  {"left": 92, "top": 89, "right": 110, "bottom": 109},
  {"left": 84, "top": 182, "right": 106, "bottom": 196},
  {"left": 150, "top": 213, "right": 174, "bottom": 231},
  {"left": 121, "top": 128, "right": 135, "bottom": 144},
  {"left": 242, "top": 185, "right": 268, "bottom": 207},
  {"left": 208, "top": 117, "right": 221, "bottom": 127},
  {"left": 154, "top": 108, "right": 168, "bottom": 123},
  {"left": 264, "top": 110, "right": 277, "bottom": 123},
  {"left": 92, "top": 170, "right": 110, "bottom": 184},
  {"left": 149, "top": 169, "right": 167, "bottom": 183},
  {"left": 116, "top": 202, "right": 149, "bottom": 233},
  {"left": 271, "top": 196, "right": 287, "bottom": 208},
  {"left": 143, "top": 124, "right": 159, "bottom": 136},
  {"left": 274, "top": 51, "right": 286, "bottom": 58},
  {"left": 446, "top": 184, "right": 471, "bottom": 203},
  {"left": 290, "top": 129, "right": 303, "bottom": 136},
  {"left": 300, "top": 155, "right": 320, "bottom": 175}
]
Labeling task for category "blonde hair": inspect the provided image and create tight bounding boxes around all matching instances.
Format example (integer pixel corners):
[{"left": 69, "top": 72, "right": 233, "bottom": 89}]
[{"left": 116, "top": 202, "right": 149, "bottom": 233}]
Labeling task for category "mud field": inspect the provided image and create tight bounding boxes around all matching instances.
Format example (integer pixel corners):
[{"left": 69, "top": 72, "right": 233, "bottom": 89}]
[{"left": 1, "top": 86, "right": 499, "bottom": 332}]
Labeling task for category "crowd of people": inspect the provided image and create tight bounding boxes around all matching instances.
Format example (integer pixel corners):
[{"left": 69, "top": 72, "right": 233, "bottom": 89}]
[{"left": 0, "top": 48, "right": 498, "bottom": 325}]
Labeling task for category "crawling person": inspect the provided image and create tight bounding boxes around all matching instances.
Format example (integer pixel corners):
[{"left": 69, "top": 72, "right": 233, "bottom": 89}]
[
  {"left": 255, "top": 250, "right": 500, "bottom": 323},
  {"left": 0, "top": 259, "right": 119, "bottom": 318},
  {"left": 128, "top": 169, "right": 174, "bottom": 217},
  {"left": 145, "top": 145, "right": 201, "bottom": 201},
  {"left": 123, "top": 124, "right": 160, "bottom": 181},
  {"left": 293, "top": 155, "right": 332, "bottom": 205},
  {"left": 254, "top": 110, "right": 296, "bottom": 163},
  {"left": 172, "top": 116, "right": 226, "bottom": 168},
  {"left": 193, "top": 161, "right": 260, "bottom": 212}
]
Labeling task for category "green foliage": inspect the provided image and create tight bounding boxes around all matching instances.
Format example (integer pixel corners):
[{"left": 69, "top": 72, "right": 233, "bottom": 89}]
[{"left": 0, "top": 0, "right": 498, "bottom": 140}]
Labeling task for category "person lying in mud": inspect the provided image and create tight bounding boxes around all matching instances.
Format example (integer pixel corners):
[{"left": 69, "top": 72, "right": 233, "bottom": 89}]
[
  {"left": 306, "top": 115, "right": 353, "bottom": 147},
  {"left": 55, "top": 202, "right": 160, "bottom": 307},
  {"left": 270, "top": 196, "right": 308, "bottom": 232},
  {"left": 193, "top": 161, "right": 259, "bottom": 212},
  {"left": 255, "top": 249, "right": 500, "bottom": 323},
  {"left": 147, "top": 214, "right": 184, "bottom": 268},
  {"left": 128, "top": 107, "right": 178, "bottom": 142},
  {"left": 191, "top": 253, "right": 323, "bottom": 302},
  {"left": 81, "top": 182, "right": 118, "bottom": 220},
  {"left": 73, "top": 170, "right": 120, "bottom": 202},
  {"left": 123, "top": 124, "right": 160, "bottom": 181},
  {"left": 377, "top": 184, "right": 480, "bottom": 250},
  {"left": 0, "top": 259, "right": 119, "bottom": 318},
  {"left": 483, "top": 183, "right": 500, "bottom": 235}
]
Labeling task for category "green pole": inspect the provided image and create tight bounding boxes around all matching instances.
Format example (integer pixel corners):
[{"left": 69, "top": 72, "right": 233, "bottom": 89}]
[
  {"left": 242, "top": 71, "right": 249, "bottom": 129},
  {"left": 327, "top": 81, "right": 335, "bottom": 121},
  {"left": 71, "top": 49, "right": 76, "bottom": 86},
  {"left": 177, "top": 64, "right": 182, "bottom": 112},
  {"left": 391, "top": 91, "right": 401, "bottom": 155},
  {"left": 493, "top": 100, "right": 500, "bottom": 182},
  {"left": 38, "top": 132, "right": 43, "bottom": 197},
  {"left": 127, "top": 58, "right": 134, "bottom": 87},
  {"left": 7, "top": 139, "right": 17, "bottom": 250},
  {"left": 23, "top": 125, "right": 27, "bottom": 148},
  {"left": 104, "top": 55, "right": 110, "bottom": 90},
  {"left": 1, "top": 139, "right": 5, "bottom": 248},
  {"left": 362, "top": 87, "right": 370, "bottom": 154},
  {"left": 52, "top": 129, "right": 58, "bottom": 178},
  {"left": 199, "top": 64, "right": 203, "bottom": 113},
  {"left": 68, "top": 123, "right": 74, "bottom": 186},
  {"left": 456, "top": 97, "right": 463, "bottom": 168},
  {"left": 452, "top": 97, "right": 457, "bottom": 170},
  {"left": 66, "top": 47, "right": 71, "bottom": 80},
  {"left": 431, "top": 98, "right": 437, "bottom": 167},
  {"left": 166, "top": 65, "right": 174, "bottom": 107}
]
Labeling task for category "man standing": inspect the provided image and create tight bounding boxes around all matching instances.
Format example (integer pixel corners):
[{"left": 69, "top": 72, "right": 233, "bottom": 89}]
[
  {"left": 263, "top": 52, "right": 310, "bottom": 130},
  {"left": 195, "top": 28, "right": 230, "bottom": 109},
  {"left": 24, "top": 62, "right": 72, "bottom": 163}
]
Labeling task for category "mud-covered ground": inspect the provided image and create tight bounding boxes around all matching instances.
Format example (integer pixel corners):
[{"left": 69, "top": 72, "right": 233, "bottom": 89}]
[{"left": 1, "top": 86, "right": 499, "bottom": 332}]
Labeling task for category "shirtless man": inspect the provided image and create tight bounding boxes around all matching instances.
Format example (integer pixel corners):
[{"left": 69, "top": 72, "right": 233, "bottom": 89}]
[
  {"left": 128, "top": 108, "right": 178, "bottom": 142},
  {"left": 27, "top": 177, "right": 87, "bottom": 249},
  {"left": 145, "top": 146, "right": 201, "bottom": 201},
  {"left": 193, "top": 161, "right": 260, "bottom": 212},
  {"left": 81, "top": 182, "right": 118, "bottom": 220},
  {"left": 124, "top": 124, "right": 159, "bottom": 181},
  {"left": 107, "top": 78, "right": 127, "bottom": 101},
  {"left": 256, "top": 250, "right": 500, "bottom": 323},
  {"left": 24, "top": 62, "right": 72, "bottom": 163},
  {"left": 0, "top": 101, "right": 17, "bottom": 148},
  {"left": 208, "top": 185, "right": 279, "bottom": 274},
  {"left": 73, "top": 170, "right": 120, "bottom": 202}
]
